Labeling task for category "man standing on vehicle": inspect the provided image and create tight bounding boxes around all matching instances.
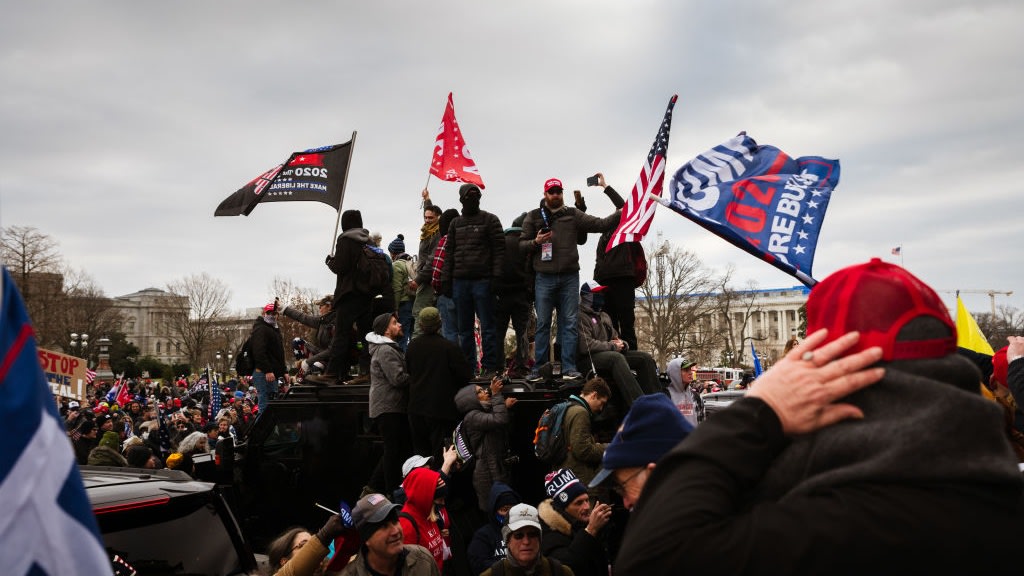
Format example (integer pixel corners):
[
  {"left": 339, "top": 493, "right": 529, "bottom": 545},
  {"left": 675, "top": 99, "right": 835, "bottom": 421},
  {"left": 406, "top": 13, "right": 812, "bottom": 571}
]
[
  {"left": 342, "top": 493, "right": 439, "bottom": 576},
  {"left": 325, "top": 209, "right": 374, "bottom": 385},
  {"left": 521, "top": 177, "right": 620, "bottom": 384},
  {"left": 411, "top": 190, "right": 443, "bottom": 339},
  {"left": 251, "top": 301, "right": 285, "bottom": 408},
  {"left": 440, "top": 183, "right": 505, "bottom": 377},
  {"left": 368, "top": 312, "right": 414, "bottom": 494}
]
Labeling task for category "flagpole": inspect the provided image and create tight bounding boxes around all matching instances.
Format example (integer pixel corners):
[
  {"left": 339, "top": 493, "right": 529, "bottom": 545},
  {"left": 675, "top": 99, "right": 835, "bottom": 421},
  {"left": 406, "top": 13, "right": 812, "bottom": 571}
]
[
  {"left": 329, "top": 130, "right": 358, "bottom": 256},
  {"left": 421, "top": 172, "right": 431, "bottom": 210}
]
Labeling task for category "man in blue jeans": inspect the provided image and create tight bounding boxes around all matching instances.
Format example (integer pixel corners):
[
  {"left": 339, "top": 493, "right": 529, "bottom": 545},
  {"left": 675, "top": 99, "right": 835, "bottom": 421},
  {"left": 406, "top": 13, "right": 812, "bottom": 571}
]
[
  {"left": 250, "top": 301, "right": 285, "bottom": 408},
  {"left": 439, "top": 184, "right": 504, "bottom": 377},
  {"left": 520, "top": 177, "right": 620, "bottom": 384}
]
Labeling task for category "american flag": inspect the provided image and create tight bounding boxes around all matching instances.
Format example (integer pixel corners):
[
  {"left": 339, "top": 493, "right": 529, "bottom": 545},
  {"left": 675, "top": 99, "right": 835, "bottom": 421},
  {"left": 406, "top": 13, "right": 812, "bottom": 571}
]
[
  {"left": 157, "top": 405, "right": 172, "bottom": 457},
  {"left": 207, "top": 368, "right": 221, "bottom": 421},
  {"left": 429, "top": 92, "right": 485, "bottom": 188},
  {"left": 84, "top": 369, "right": 96, "bottom": 385},
  {"left": 0, "top": 267, "right": 110, "bottom": 573},
  {"left": 606, "top": 95, "right": 678, "bottom": 251},
  {"left": 891, "top": 246, "right": 902, "bottom": 256}
]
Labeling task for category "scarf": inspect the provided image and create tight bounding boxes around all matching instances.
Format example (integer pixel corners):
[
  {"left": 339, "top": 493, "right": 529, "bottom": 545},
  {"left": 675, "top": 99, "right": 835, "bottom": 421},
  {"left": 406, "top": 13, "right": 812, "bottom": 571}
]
[{"left": 420, "top": 220, "right": 439, "bottom": 241}]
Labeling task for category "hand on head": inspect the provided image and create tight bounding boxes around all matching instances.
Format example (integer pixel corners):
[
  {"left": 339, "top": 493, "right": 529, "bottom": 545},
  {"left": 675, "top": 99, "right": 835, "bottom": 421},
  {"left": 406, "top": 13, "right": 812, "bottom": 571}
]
[{"left": 747, "top": 329, "right": 885, "bottom": 436}]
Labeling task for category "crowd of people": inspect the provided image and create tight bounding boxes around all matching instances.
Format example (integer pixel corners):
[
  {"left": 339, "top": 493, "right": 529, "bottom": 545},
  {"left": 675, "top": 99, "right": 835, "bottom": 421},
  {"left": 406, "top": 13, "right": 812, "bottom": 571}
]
[
  {"left": 60, "top": 374, "right": 259, "bottom": 477},
  {"left": 255, "top": 257, "right": 1024, "bottom": 576},
  {"left": 56, "top": 174, "right": 1024, "bottom": 575}
]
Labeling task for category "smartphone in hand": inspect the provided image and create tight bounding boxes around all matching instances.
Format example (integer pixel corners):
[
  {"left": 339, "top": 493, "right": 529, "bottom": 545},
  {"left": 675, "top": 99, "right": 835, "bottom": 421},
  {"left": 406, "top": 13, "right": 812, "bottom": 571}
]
[{"left": 586, "top": 174, "right": 600, "bottom": 186}]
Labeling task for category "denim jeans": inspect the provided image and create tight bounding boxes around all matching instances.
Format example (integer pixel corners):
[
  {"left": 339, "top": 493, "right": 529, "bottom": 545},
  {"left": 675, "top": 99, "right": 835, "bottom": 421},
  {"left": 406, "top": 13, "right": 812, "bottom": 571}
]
[
  {"left": 453, "top": 278, "right": 499, "bottom": 373},
  {"left": 251, "top": 370, "right": 275, "bottom": 408},
  {"left": 396, "top": 299, "right": 413, "bottom": 351},
  {"left": 437, "top": 294, "right": 458, "bottom": 343},
  {"left": 534, "top": 271, "right": 580, "bottom": 373}
]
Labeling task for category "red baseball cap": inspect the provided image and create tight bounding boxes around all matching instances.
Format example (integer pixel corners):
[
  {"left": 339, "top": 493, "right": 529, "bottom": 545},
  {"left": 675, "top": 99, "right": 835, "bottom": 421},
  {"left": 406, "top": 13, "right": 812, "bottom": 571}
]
[
  {"left": 544, "top": 178, "right": 563, "bottom": 193},
  {"left": 806, "top": 258, "right": 956, "bottom": 361}
]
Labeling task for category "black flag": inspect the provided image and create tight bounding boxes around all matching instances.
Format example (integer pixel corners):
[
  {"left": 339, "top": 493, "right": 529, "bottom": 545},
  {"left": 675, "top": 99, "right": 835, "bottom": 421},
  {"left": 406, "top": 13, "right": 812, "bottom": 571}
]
[{"left": 215, "top": 140, "right": 353, "bottom": 216}]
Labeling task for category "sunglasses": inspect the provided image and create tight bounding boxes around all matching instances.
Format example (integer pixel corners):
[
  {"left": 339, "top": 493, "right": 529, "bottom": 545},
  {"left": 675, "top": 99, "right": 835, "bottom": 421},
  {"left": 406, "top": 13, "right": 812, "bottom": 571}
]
[
  {"left": 511, "top": 530, "right": 540, "bottom": 540},
  {"left": 545, "top": 189, "right": 563, "bottom": 195}
]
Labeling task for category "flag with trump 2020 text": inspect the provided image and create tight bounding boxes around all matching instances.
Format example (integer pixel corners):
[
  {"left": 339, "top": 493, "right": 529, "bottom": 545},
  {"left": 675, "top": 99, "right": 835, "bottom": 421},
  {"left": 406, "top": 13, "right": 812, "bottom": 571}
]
[
  {"left": 0, "top": 266, "right": 110, "bottom": 575},
  {"left": 214, "top": 140, "right": 354, "bottom": 216},
  {"left": 429, "top": 92, "right": 485, "bottom": 189},
  {"left": 661, "top": 133, "right": 840, "bottom": 286},
  {"left": 606, "top": 95, "right": 677, "bottom": 252}
]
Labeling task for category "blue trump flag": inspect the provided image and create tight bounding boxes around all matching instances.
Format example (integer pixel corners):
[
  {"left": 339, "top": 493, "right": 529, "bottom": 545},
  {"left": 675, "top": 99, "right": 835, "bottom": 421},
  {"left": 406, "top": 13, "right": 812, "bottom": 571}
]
[
  {"left": 662, "top": 133, "right": 840, "bottom": 286},
  {"left": 0, "top": 267, "right": 110, "bottom": 574}
]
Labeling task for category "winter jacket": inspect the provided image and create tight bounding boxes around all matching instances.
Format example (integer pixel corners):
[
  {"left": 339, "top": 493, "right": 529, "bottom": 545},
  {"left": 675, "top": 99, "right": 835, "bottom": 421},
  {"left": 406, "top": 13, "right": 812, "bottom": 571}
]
[
  {"left": 441, "top": 210, "right": 504, "bottom": 281},
  {"left": 273, "top": 533, "right": 328, "bottom": 576},
  {"left": 538, "top": 499, "right": 608, "bottom": 576},
  {"left": 467, "top": 483, "right": 521, "bottom": 576},
  {"left": 368, "top": 332, "right": 410, "bottom": 418},
  {"left": 250, "top": 317, "right": 286, "bottom": 377},
  {"left": 664, "top": 357, "right": 704, "bottom": 427},
  {"left": 328, "top": 227, "right": 370, "bottom": 298},
  {"left": 282, "top": 306, "right": 335, "bottom": 366},
  {"left": 87, "top": 445, "right": 128, "bottom": 467},
  {"left": 406, "top": 333, "right": 472, "bottom": 421},
  {"left": 592, "top": 185, "right": 639, "bottom": 282},
  {"left": 520, "top": 201, "right": 620, "bottom": 275},
  {"left": 480, "top": 557, "right": 571, "bottom": 576},
  {"left": 74, "top": 436, "right": 97, "bottom": 465},
  {"left": 338, "top": 545, "right": 439, "bottom": 576},
  {"left": 558, "top": 396, "right": 605, "bottom": 488},
  {"left": 616, "top": 353, "right": 1024, "bottom": 576},
  {"left": 416, "top": 199, "right": 442, "bottom": 286},
  {"left": 455, "top": 385, "right": 512, "bottom": 512},
  {"left": 494, "top": 227, "right": 530, "bottom": 295},
  {"left": 392, "top": 253, "right": 415, "bottom": 307},
  {"left": 400, "top": 467, "right": 448, "bottom": 571},
  {"left": 576, "top": 304, "right": 621, "bottom": 356}
]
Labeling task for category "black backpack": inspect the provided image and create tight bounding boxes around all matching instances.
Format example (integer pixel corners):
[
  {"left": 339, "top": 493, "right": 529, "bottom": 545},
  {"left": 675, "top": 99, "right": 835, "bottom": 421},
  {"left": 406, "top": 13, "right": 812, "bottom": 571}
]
[
  {"left": 355, "top": 244, "right": 392, "bottom": 296},
  {"left": 235, "top": 334, "right": 254, "bottom": 375}
]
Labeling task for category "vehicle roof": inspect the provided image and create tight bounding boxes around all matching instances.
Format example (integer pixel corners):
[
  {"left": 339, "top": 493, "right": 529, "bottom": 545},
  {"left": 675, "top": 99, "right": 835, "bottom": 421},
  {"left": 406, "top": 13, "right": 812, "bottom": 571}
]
[{"left": 81, "top": 466, "right": 214, "bottom": 507}]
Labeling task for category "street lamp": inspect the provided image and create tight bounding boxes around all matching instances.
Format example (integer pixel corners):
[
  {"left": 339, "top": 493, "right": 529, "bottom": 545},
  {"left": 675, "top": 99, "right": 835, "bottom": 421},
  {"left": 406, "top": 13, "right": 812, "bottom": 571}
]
[{"left": 69, "top": 333, "right": 89, "bottom": 358}]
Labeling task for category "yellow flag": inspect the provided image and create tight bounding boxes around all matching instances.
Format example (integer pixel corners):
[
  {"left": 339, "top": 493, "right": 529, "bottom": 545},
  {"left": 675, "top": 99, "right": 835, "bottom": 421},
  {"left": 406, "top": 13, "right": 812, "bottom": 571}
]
[{"left": 955, "top": 296, "right": 994, "bottom": 355}]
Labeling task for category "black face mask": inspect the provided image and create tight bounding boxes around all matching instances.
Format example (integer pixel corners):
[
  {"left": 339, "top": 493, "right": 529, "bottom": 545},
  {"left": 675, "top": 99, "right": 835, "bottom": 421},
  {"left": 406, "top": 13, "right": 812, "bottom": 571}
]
[
  {"left": 591, "top": 293, "right": 605, "bottom": 312},
  {"left": 461, "top": 196, "right": 481, "bottom": 214}
]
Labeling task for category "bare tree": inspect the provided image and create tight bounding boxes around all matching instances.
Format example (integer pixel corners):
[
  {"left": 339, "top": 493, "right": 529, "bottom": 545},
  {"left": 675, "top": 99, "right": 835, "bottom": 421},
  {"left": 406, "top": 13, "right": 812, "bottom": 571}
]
[
  {"left": 270, "top": 276, "right": 324, "bottom": 351},
  {"left": 1, "top": 226, "right": 66, "bottom": 346},
  {"left": 977, "top": 305, "right": 1024, "bottom": 351},
  {"left": 165, "top": 273, "right": 232, "bottom": 370},
  {"left": 713, "top": 275, "right": 765, "bottom": 367},
  {"left": 59, "top": 267, "right": 124, "bottom": 358},
  {"left": 635, "top": 236, "right": 723, "bottom": 368}
]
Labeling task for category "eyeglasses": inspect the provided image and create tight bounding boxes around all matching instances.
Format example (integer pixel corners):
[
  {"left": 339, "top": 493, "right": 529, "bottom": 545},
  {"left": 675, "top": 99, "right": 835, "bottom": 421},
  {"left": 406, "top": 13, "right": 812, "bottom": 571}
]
[
  {"left": 545, "top": 189, "right": 563, "bottom": 195},
  {"left": 612, "top": 468, "right": 646, "bottom": 496},
  {"left": 511, "top": 530, "right": 540, "bottom": 540}
]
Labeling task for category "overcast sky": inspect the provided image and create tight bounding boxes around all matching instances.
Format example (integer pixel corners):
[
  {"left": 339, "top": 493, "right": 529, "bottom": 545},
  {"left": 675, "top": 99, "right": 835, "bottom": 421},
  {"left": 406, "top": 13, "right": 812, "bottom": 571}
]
[{"left": 2, "top": 1, "right": 1022, "bottom": 320}]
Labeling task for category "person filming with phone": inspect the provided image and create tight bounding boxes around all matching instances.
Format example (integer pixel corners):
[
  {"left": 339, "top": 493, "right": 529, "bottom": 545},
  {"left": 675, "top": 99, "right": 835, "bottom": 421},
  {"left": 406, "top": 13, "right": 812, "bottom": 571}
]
[{"left": 520, "top": 176, "right": 620, "bottom": 385}]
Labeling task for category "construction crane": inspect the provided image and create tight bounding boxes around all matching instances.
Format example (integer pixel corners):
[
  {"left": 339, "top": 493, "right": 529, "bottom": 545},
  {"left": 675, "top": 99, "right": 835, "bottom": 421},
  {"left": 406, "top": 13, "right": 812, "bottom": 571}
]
[{"left": 937, "top": 289, "right": 1014, "bottom": 318}]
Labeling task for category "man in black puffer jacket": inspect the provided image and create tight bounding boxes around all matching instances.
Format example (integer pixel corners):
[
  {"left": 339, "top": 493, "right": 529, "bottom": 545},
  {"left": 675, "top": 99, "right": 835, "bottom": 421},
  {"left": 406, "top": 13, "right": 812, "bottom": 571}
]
[{"left": 440, "top": 184, "right": 504, "bottom": 377}]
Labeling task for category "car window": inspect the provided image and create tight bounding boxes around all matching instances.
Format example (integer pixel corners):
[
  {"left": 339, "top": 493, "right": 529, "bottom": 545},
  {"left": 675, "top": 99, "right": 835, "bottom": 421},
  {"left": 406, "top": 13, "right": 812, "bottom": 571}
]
[{"left": 99, "top": 497, "right": 247, "bottom": 575}]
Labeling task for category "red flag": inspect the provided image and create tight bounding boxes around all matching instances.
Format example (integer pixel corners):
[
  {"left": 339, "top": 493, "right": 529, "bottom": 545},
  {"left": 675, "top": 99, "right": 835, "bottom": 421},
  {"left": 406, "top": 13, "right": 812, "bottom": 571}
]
[
  {"left": 115, "top": 375, "right": 130, "bottom": 407},
  {"left": 429, "top": 92, "right": 485, "bottom": 188},
  {"left": 606, "top": 95, "right": 677, "bottom": 251}
]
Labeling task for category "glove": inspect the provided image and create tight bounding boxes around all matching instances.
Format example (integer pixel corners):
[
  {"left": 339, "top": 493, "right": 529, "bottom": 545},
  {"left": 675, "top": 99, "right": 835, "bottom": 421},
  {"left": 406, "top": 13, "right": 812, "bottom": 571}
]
[
  {"left": 316, "top": 514, "right": 346, "bottom": 545},
  {"left": 325, "top": 254, "right": 336, "bottom": 271}
]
